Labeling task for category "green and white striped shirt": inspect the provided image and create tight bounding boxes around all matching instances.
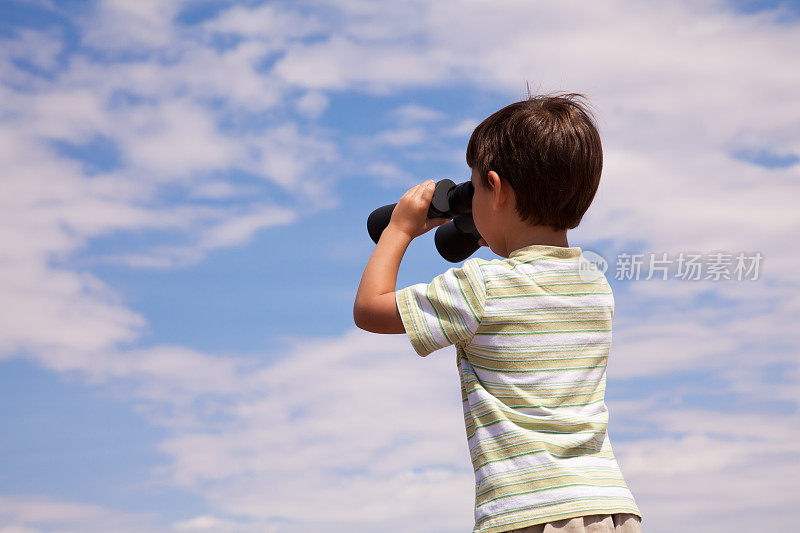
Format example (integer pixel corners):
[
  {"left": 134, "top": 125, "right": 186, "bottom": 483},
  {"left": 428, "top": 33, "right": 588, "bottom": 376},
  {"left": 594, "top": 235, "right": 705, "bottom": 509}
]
[{"left": 395, "top": 244, "right": 642, "bottom": 533}]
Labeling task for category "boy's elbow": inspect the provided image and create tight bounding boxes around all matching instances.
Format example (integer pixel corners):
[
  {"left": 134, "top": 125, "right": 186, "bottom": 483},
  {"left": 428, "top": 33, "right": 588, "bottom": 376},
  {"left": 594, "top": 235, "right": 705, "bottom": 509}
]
[
  {"left": 353, "top": 302, "right": 385, "bottom": 333},
  {"left": 353, "top": 302, "right": 369, "bottom": 331},
  {"left": 354, "top": 293, "right": 404, "bottom": 334}
]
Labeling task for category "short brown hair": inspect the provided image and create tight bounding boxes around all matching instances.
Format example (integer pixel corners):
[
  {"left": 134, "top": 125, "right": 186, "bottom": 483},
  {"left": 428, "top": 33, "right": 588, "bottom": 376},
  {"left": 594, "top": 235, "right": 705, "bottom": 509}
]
[{"left": 466, "top": 91, "right": 603, "bottom": 230}]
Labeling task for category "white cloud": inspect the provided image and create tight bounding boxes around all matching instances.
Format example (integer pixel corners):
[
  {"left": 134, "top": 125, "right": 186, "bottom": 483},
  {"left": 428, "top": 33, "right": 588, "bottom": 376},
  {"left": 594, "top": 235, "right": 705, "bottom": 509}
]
[
  {"left": 0, "top": 1, "right": 343, "bottom": 270},
  {"left": 272, "top": 34, "right": 454, "bottom": 92},
  {"left": 0, "top": 0, "right": 341, "bottom": 387},
  {"left": 201, "top": 3, "right": 326, "bottom": 42},
  {"left": 102, "top": 205, "right": 298, "bottom": 269},
  {"left": 0, "top": 495, "right": 152, "bottom": 533},
  {"left": 372, "top": 127, "right": 427, "bottom": 147},
  {"left": 249, "top": 122, "right": 338, "bottom": 195},
  {"left": 391, "top": 104, "right": 445, "bottom": 123},
  {"left": 148, "top": 330, "right": 475, "bottom": 531},
  {"left": 443, "top": 118, "right": 478, "bottom": 138},
  {"left": 113, "top": 98, "right": 247, "bottom": 179},
  {"left": 364, "top": 161, "right": 418, "bottom": 187},
  {"left": 172, "top": 514, "right": 257, "bottom": 532},
  {"left": 611, "top": 405, "right": 800, "bottom": 532},
  {"left": 2, "top": 28, "right": 63, "bottom": 71},
  {"left": 187, "top": 179, "right": 262, "bottom": 200},
  {"left": 77, "top": 0, "right": 183, "bottom": 53},
  {"left": 295, "top": 91, "right": 329, "bottom": 118}
]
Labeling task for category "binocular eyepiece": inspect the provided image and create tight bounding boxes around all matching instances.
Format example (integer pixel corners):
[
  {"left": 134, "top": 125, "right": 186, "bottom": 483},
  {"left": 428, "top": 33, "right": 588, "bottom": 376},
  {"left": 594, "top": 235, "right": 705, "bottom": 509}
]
[{"left": 367, "top": 179, "right": 483, "bottom": 263}]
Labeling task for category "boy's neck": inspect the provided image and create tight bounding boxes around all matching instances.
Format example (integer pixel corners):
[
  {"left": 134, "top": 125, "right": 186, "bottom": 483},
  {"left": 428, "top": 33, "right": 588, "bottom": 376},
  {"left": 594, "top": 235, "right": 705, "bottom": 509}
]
[{"left": 500, "top": 224, "right": 570, "bottom": 258}]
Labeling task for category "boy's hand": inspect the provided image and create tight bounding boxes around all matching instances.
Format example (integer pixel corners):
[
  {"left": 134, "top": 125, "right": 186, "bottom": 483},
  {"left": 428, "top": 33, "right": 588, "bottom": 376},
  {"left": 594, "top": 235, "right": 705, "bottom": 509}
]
[{"left": 388, "top": 180, "right": 450, "bottom": 240}]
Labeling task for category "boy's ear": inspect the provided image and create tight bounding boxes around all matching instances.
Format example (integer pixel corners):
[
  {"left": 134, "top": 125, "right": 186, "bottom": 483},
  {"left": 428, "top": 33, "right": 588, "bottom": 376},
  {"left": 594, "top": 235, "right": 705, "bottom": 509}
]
[{"left": 487, "top": 170, "right": 511, "bottom": 211}]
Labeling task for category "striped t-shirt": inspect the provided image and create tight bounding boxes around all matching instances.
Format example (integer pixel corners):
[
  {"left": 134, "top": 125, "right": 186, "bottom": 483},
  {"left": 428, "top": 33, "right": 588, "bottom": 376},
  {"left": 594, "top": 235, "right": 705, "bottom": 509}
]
[{"left": 395, "top": 244, "right": 642, "bottom": 533}]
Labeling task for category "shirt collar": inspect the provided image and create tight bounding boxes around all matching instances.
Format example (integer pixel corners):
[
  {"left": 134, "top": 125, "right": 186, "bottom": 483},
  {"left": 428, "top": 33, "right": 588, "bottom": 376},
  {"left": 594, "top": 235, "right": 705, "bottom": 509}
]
[{"left": 508, "top": 244, "right": 583, "bottom": 260}]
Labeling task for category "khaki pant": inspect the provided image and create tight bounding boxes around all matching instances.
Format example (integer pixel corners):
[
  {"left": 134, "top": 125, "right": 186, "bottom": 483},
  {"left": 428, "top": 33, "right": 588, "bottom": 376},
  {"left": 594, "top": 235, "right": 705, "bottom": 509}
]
[{"left": 507, "top": 513, "right": 642, "bottom": 533}]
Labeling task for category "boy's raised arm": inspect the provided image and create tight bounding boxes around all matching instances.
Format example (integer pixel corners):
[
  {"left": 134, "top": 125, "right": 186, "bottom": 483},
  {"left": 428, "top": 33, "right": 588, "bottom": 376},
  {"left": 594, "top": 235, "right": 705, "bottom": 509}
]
[
  {"left": 353, "top": 180, "right": 449, "bottom": 334},
  {"left": 352, "top": 224, "right": 411, "bottom": 334}
]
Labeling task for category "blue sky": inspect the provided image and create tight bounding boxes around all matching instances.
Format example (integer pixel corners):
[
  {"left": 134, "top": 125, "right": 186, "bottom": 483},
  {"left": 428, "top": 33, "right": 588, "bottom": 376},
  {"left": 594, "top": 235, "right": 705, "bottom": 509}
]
[{"left": 0, "top": 1, "right": 799, "bottom": 532}]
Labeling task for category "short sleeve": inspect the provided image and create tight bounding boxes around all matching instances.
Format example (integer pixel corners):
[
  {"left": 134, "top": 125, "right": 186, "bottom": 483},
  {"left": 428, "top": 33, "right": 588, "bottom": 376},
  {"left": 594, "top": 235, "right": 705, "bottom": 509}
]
[{"left": 395, "top": 257, "right": 487, "bottom": 357}]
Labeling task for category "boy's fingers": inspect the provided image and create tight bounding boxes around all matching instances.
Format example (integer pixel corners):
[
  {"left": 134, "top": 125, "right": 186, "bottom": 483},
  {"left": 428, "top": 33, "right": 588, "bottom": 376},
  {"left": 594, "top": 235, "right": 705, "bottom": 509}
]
[
  {"left": 402, "top": 180, "right": 436, "bottom": 211},
  {"left": 424, "top": 217, "right": 449, "bottom": 231},
  {"left": 418, "top": 180, "right": 434, "bottom": 194},
  {"left": 412, "top": 181, "right": 434, "bottom": 204},
  {"left": 421, "top": 181, "right": 436, "bottom": 204}
]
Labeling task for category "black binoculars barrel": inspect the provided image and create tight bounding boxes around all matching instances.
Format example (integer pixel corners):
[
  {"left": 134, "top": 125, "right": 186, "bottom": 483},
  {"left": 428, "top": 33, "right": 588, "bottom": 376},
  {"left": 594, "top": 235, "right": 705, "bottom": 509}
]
[
  {"left": 366, "top": 178, "right": 483, "bottom": 263},
  {"left": 367, "top": 204, "right": 397, "bottom": 244}
]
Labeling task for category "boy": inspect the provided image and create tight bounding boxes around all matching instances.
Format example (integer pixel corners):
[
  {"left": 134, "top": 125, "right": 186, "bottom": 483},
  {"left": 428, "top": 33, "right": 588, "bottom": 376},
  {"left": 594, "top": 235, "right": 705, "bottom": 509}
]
[{"left": 353, "top": 92, "right": 643, "bottom": 533}]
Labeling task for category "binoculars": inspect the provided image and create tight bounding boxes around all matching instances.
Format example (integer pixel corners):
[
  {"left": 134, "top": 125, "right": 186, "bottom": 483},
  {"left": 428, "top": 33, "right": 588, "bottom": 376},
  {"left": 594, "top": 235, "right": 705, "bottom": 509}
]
[{"left": 367, "top": 178, "right": 483, "bottom": 263}]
